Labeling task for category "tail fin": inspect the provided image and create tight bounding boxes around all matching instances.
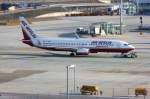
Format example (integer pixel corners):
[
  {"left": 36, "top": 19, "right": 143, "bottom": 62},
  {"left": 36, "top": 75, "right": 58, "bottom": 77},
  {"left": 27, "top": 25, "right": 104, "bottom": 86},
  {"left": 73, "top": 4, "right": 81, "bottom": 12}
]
[
  {"left": 20, "top": 17, "right": 37, "bottom": 40},
  {"left": 19, "top": 17, "right": 37, "bottom": 46}
]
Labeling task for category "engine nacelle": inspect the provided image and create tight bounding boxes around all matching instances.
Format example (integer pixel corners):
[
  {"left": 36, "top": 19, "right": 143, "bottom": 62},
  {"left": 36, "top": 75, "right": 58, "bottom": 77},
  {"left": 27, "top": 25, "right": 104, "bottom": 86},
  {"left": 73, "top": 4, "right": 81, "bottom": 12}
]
[{"left": 76, "top": 48, "right": 89, "bottom": 55}]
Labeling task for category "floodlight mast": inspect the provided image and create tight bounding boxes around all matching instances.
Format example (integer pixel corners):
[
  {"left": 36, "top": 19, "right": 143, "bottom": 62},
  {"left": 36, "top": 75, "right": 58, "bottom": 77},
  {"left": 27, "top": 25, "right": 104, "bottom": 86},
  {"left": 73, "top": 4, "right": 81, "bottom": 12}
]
[{"left": 120, "top": 0, "right": 123, "bottom": 35}]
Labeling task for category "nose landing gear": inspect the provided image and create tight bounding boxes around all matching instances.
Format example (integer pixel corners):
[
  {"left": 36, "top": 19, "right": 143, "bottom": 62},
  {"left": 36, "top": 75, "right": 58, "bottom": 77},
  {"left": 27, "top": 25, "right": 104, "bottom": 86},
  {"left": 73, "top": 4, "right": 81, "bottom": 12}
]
[{"left": 121, "top": 51, "right": 138, "bottom": 58}]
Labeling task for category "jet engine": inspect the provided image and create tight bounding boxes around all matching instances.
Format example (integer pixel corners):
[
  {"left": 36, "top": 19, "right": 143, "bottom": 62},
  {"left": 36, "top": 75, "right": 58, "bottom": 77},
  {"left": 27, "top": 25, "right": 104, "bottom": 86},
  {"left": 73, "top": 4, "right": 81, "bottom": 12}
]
[{"left": 76, "top": 48, "right": 89, "bottom": 55}]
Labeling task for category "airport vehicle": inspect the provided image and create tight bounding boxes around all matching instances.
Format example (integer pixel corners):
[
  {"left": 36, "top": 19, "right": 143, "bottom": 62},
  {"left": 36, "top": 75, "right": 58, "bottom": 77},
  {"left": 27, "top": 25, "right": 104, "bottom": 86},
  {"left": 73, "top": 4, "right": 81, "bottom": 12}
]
[
  {"left": 80, "top": 85, "right": 102, "bottom": 95},
  {"left": 135, "top": 87, "right": 147, "bottom": 96},
  {"left": 20, "top": 17, "right": 137, "bottom": 58},
  {"left": 76, "top": 27, "right": 88, "bottom": 34}
]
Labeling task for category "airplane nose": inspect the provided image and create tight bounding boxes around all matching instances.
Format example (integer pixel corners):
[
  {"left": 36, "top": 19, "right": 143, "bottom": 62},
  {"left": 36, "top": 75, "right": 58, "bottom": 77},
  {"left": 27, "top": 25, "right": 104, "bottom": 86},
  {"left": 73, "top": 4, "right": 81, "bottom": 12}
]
[{"left": 129, "top": 45, "right": 135, "bottom": 49}]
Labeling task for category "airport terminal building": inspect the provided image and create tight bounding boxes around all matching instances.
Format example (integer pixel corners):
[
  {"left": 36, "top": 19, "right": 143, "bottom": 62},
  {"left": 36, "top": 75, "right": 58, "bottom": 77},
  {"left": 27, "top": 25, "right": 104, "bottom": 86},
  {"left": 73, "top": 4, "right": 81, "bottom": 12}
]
[
  {"left": 134, "top": 0, "right": 150, "bottom": 14},
  {"left": 103, "top": 0, "right": 150, "bottom": 15},
  {"left": 111, "top": 0, "right": 150, "bottom": 15}
]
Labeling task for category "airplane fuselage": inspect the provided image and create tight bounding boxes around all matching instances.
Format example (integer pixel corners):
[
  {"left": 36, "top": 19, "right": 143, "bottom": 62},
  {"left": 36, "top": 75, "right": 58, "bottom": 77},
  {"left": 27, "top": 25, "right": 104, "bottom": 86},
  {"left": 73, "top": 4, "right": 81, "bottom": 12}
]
[{"left": 23, "top": 38, "right": 134, "bottom": 55}]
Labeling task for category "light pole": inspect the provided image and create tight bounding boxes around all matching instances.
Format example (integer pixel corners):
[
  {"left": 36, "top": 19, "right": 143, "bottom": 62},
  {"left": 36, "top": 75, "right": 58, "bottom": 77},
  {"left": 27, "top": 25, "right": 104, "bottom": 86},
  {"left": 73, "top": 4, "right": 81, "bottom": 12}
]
[
  {"left": 67, "top": 66, "right": 69, "bottom": 99},
  {"left": 73, "top": 66, "right": 75, "bottom": 93},
  {"left": 66, "top": 64, "right": 76, "bottom": 99},
  {"left": 120, "top": 0, "right": 123, "bottom": 35},
  {"left": 136, "top": 0, "right": 139, "bottom": 14}
]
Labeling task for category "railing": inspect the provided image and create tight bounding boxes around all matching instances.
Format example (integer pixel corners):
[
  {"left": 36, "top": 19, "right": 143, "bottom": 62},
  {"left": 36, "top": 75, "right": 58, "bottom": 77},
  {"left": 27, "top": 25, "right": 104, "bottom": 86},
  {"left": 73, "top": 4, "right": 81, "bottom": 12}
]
[{"left": 0, "top": 88, "right": 149, "bottom": 99}]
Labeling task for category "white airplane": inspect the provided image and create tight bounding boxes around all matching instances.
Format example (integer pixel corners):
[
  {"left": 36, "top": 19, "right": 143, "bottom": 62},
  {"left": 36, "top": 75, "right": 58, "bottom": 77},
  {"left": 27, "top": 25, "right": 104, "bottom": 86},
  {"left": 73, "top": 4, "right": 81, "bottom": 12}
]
[{"left": 20, "top": 17, "right": 137, "bottom": 58}]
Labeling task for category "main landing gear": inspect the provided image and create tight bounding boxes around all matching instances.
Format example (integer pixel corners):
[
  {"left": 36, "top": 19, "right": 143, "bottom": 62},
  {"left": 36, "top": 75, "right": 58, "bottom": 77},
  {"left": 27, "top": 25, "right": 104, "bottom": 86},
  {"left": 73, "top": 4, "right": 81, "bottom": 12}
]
[
  {"left": 70, "top": 52, "right": 76, "bottom": 56},
  {"left": 121, "top": 51, "right": 138, "bottom": 58}
]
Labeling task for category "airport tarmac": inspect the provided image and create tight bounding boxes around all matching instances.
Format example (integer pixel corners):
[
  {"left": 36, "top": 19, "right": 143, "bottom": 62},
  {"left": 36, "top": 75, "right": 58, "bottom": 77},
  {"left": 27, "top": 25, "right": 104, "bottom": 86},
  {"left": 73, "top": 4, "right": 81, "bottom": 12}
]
[{"left": 0, "top": 16, "right": 150, "bottom": 98}]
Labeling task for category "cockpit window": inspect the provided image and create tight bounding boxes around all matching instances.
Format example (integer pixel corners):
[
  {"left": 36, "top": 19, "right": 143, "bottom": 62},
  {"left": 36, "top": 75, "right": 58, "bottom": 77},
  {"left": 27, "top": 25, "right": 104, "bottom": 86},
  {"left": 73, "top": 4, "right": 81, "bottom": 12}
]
[{"left": 124, "top": 43, "right": 129, "bottom": 46}]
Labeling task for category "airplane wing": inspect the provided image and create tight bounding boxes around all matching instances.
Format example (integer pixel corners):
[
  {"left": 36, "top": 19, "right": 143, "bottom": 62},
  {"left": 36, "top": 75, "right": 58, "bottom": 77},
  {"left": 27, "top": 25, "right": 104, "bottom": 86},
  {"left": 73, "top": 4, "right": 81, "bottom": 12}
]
[{"left": 74, "top": 32, "right": 80, "bottom": 39}]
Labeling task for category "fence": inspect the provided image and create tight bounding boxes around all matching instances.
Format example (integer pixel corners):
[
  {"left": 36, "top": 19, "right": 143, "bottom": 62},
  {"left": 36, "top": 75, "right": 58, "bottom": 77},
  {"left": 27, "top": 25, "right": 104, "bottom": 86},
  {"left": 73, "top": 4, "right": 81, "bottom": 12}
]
[
  {"left": 70, "top": 87, "right": 149, "bottom": 99},
  {"left": 0, "top": 88, "right": 149, "bottom": 99}
]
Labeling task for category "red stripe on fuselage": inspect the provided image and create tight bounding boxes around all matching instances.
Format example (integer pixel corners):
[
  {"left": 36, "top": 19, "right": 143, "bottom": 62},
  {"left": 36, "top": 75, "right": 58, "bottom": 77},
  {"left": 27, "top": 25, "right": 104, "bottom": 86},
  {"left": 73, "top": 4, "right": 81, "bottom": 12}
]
[
  {"left": 90, "top": 48, "right": 134, "bottom": 53},
  {"left": 22, "top": 40, "right": 33, "bottom": 46},
  {"left": 37, "top": 47, "right": 134, "bottom": 53}
]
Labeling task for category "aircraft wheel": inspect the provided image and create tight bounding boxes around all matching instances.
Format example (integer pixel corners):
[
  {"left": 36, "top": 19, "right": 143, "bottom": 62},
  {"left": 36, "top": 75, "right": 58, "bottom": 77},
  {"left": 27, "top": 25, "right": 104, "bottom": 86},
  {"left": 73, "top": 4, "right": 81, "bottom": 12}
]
[
  {"left": 70, "top": 52, "right": 76, "bottom": 56},
  {"left": 123, "top": 54, "right": 128, "bottom": 58},
  {"left": 122, "top": 52, "right": 137, "bottom": 58},
  {"left": 121, "top": 53, "right": 128, "bottom": 58},
  {"left": 131, "top": 52, "right": 138, "bottom": 58}
]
